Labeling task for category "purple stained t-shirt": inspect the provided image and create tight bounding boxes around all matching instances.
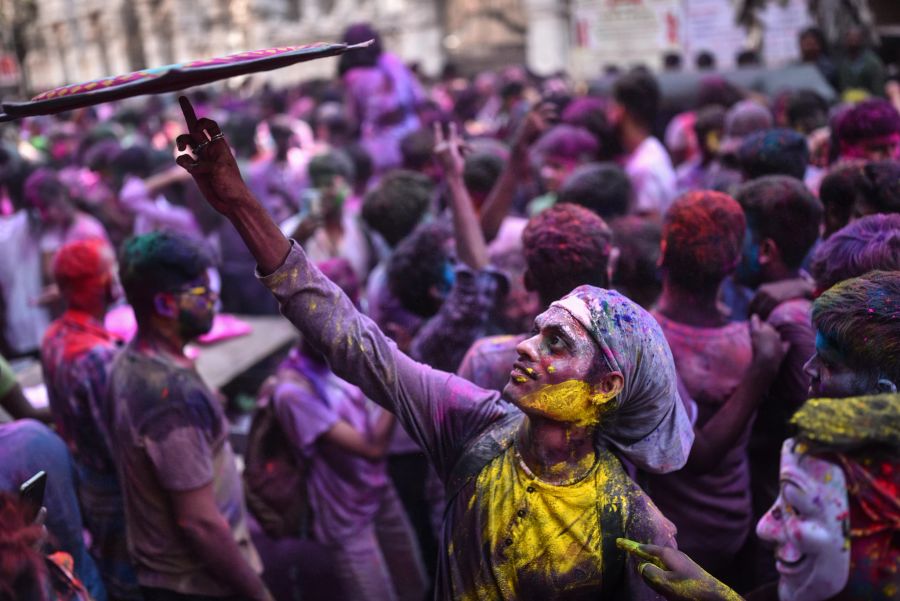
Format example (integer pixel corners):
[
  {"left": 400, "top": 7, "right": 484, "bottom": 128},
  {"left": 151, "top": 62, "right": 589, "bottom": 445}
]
[
  {"left": 641, "top": 313, "right": 754, "bottom": 558},
  {"left": 272, "top": 350, "right": 391, "bottom": 545}
]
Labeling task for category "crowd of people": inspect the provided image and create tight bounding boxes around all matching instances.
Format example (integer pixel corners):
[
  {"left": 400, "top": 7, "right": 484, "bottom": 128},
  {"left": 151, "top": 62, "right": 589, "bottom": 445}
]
[{"left": 0, "top": 20, "right": 898, "bottom": 601}]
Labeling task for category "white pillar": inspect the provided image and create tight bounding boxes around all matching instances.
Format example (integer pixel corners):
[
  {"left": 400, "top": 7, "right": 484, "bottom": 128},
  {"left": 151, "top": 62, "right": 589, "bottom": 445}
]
[{"left": 523, "top": 0, "right": 569, "bottom": 75}]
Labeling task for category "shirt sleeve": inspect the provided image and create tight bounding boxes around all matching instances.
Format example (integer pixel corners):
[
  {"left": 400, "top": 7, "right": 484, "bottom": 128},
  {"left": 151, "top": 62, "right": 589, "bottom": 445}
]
[
  {"left": 623, "top": 481, "right": 678, "bottom": 601},
  {"left": 258, "top": 242, "right": 507, "bottom": 481},
  {"left": 0, "top": 355, "right": 17, "bottom": 398},
  {"left": 141, "top": 405, "right": 214, "bottom": 492},
  {"left": 272, "top": 380, "right": 339, "bottom": 459}
]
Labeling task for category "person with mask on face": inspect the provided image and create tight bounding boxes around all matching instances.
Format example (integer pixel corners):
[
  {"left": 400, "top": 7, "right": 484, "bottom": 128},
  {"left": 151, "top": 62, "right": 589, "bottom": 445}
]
[
  {"left": 40, "top": 239, "right": 140, "bottom": 600},
  {"left": 618, "top": 392, "right": 900, "bottom": 601},
  {"left": 173, "top": 95, "right": 694, "bottom": 600},
  {"left": 106, "top": 232, "right": 269, "bottom": 601}
]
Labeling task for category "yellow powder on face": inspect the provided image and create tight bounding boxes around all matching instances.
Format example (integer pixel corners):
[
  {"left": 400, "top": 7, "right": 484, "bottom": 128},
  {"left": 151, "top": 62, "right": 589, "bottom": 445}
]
[{"left": 519, "top": 379, "right": 617, "bottom": 427}]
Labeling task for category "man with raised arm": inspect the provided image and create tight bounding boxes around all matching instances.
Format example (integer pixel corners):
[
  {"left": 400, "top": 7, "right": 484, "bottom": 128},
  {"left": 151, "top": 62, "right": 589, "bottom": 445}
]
[{"left": 174, "top": 96, "right": 694, "bottom": 600}]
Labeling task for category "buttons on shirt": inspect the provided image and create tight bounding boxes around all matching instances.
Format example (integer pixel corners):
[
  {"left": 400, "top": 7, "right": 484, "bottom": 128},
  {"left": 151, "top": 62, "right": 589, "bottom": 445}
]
[
  {"left": 516, "top": 509, "right": 527, "bottom": 518},
  {"left": 526, "top": 485, "right": 535, "bottom": 493},
  {"left": 505, "top": 537, "right": 513, "bottom": 547}
]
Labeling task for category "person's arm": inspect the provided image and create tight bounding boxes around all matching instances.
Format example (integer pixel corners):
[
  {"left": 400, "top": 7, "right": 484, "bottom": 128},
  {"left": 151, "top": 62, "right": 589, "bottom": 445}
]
[
  {"left": 322, "top": 411, "right": 396, "bottom": 460},
  {"left": 434, "top": 122, "right": 488, "bottom": 270},
  {"left": 171, "top": 484, "right": 271, "bottom": 601},
  {"left": 174, "top": 96, "right": 505, "bottom": 479},
  {"left": 747, "top": 277, "right": 814, "bottom": 320},
  {"left": 479, "top": 103, "right": 554, "bottom": 243},
  {"left": 685, "top": 315, "right": 788, "bottom": 474}
]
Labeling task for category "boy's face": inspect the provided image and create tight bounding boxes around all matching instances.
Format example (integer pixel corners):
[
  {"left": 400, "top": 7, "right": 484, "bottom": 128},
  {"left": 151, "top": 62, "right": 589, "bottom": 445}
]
[
  {"left": 504, "top": 306, "right": 621, "bottom": 426},
  {"left": 804, "top": 332, "right": 882, "bottom": 398}
]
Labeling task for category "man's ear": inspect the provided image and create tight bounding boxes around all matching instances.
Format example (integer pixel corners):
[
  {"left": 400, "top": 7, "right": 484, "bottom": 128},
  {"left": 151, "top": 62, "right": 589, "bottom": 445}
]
[
  {"left": 758, "top": 238, "right": 779, "bottom": 267},
  {"left": 657, "top": 239, "right": 667, "bottom": 269},
  {"left": 153, "top": 293, "right": 177, "bottom": 319},
  {"left": 596, "top": 371, "right": 624, "bottom": 398},
  {"left": 607, "top": 246, "right": 621, "bottom": 286}
]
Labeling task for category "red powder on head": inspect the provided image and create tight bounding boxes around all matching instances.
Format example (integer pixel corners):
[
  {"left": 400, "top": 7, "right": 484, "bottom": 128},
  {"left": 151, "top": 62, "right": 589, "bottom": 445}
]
[{"left": 53, "top": 238, "right": 114, "bottom": 308}]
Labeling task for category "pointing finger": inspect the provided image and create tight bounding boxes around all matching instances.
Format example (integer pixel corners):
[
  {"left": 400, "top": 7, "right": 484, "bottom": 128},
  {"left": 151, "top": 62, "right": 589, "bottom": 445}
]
[{"left": 179, "top": 95, "right": 198, "bottom": 132}]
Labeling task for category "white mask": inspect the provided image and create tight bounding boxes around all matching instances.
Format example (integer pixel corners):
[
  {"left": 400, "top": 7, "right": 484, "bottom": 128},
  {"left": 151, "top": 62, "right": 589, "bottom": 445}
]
[{"left": 757, "top": 438, "right": 850, "bottom": 601}]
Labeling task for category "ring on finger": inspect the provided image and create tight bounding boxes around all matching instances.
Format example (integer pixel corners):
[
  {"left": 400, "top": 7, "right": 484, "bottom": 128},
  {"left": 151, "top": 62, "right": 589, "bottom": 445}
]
[{"left": 194, "top": 133, "right": 224, "bottom": 156}]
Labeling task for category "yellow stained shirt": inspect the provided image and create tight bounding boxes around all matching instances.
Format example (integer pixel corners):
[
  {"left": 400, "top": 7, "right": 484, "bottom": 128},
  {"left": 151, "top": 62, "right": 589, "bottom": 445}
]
[{"left": 457, "top": 445, "right": 629, "bottom": 601}]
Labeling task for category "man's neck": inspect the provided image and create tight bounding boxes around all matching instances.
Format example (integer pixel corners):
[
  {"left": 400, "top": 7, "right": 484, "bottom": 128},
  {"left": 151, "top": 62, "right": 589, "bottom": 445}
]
[
  {"left": 656, "top": 280, "right": 728, "bottom": 327},
  {"left": 67, "top": 302, "right": 107, "bottom": 324},
  {"left": 133, "top": 322, "right": 189, "bottom": 365},
  {"left": 516, "top": 415, "right": 597, "bottom": 485},
  {"left": 621, "top": 122, "right": 650, "bottom": 155}
]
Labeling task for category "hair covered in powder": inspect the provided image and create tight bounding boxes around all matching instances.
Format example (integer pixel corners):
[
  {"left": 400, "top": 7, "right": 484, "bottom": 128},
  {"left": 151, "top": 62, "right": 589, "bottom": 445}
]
[{"left": 661, "top": 190, "right": 746, "bottom": 291}]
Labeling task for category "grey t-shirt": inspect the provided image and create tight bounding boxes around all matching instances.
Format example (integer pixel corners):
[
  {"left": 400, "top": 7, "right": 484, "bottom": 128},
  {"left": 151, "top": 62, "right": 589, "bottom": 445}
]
[{"left": 107, "top": 346, "right": 260, "bottom": 596}]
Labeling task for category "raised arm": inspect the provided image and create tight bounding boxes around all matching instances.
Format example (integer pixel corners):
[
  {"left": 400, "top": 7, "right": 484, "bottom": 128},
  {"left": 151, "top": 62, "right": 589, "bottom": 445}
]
[
  {"left": 174, "top": 97, "right": 504, "bottom": 477},
  {"left": 479, "top": 103, "right": 555, "bottom": 242},
  {"left": 434, "top": 121, "right": 488, "bottom": 271}
]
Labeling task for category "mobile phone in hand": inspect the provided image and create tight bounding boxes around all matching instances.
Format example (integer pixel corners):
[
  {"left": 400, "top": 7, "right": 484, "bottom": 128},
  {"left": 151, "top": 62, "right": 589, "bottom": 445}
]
[{"left": 19, "top": 470, "right": 47, "bottom": 524}]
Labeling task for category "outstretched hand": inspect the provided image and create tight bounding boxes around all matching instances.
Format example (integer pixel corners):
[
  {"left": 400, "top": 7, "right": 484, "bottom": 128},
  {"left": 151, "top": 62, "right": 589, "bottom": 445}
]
[
  {"left": 433, "top": 121, "right": 467, "bottom": 179},
  {"left": 175, "top": 95, "right": 248, "bottom": 215},
  {"left": 616, "top": 539, "right": 744, "bottom": 601}
]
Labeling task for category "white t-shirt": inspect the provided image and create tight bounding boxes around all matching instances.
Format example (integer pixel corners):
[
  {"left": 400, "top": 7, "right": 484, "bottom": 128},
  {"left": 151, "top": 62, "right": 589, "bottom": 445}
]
[{"left": 625, "top": 136, "right": 677, "bottom": 216}]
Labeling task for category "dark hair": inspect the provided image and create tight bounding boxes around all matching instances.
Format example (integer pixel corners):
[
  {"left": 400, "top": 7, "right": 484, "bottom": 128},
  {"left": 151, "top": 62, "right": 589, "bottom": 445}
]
[
  {"left": 738, "top": 129, "right": 810, "bottom": 180},
  {"left": 812, "top": 271, "right": 900, "bottom": 384},
  {"left": 663, "top": 52, "right": 683, "bottom": 70},
  {"left": 799, "top": 27, "right": 829, "bottom": 53},
  {"left": 558, "top": 162, "right": 632, "bottom": 220},
  {"left": 343, "top": 143, "right": 373, "bottom": 194},
  {"left": 611, "top": 217, "right": 663, "bottom": 309},
  {"left": 662, "top": 191, "right": 746, "bottom": 291},
  {"left": 787, "top": 90, "right": 829, "bottom": 134},
  {"left": 337, "top": 23, "right": 382, "bottom": 77},
  {"left": 858, "top": 160, "right": 900, "bottom": 215},
  {"left": 387, "top": 220, "right": 453, "bottom": 317},
  {"left": 694, "top": 105, "right": 726, "bottom": 155},
  {"left": 819, "top": 161, "right": 868, "bottom": 236},
  {"left": 735, "top": 175, "right": 823, "bottom": 269},
  {"left": 695, "top": 51, "right": 716, "bottom": 70},
  {"left": 736, "top": 49, "right": 762, "bottom": 67},
  {"left": 110, "top": 145, "right": 154, "bottom": 180},
  {"left": 307, "top": 151, "right": 355, "bottom": 188},
  {"left": 400, "top": 128, "right": 436, "bottom": 172},
  {"left": 463, "top": 152, "right": 504, "bottom": 199},
  {"left": 810, "top": 214, "right": 900, "bottom": 291},
  {"left": 613, "top": 70, "right": 660, "bottom": 129},
  {"left": 362, "top": 170, "right": 433, "bottom": 248},
  {"left": 820, "top": 160, "right": 900, "bottom": 236},
  {"left": 523, "top": 204, "right": 612, "bottom": 306},
  {"left": 118, "top": 232, "right": 212, "bottom": 319},
  {"left": 561, "top": 96, "right": 613, "bottom": 158}
]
